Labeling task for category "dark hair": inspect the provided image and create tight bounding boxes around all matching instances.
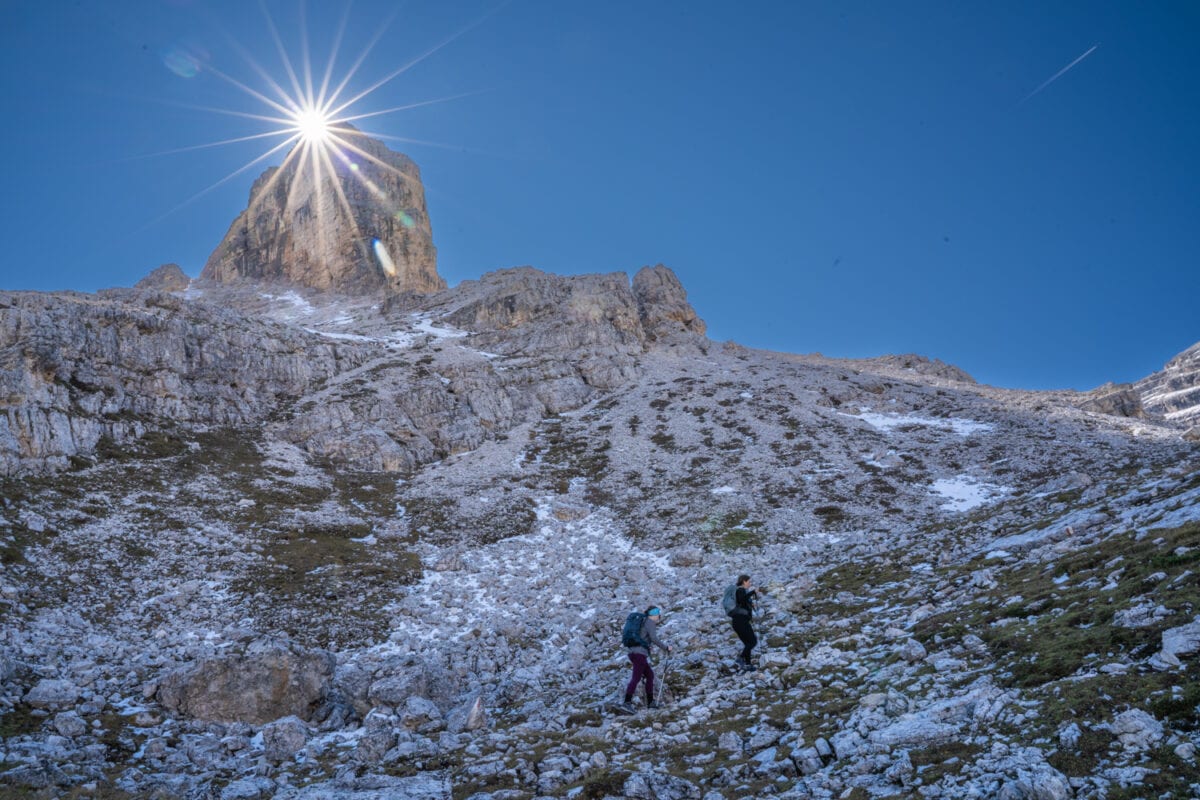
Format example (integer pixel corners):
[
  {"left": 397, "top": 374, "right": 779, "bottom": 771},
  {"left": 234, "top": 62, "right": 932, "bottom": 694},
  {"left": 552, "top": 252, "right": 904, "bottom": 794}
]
[{"left": 737, "top": 574, "right": 751, "bottom": 586}]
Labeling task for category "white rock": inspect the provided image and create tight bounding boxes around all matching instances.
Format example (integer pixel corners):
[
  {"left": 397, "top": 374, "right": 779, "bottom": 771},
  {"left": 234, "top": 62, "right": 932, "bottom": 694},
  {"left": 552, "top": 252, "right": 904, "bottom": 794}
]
[
  {"left": 1112, "top": 709, "right": 1163, "bottom": 752},
  {"left": 897, "top": 639, "right": 927, "bottom": 663},
  {"left": 1058, "top": 722, "right": 1081, "bottom": 750},
  {"left": 830, "top": 729, "right": 865, "bottom": 759},
  {"left": 1158, "top": 618, "right": 1200, "bottom": 663},
  {"left": 870, "top": 719, "right": 959, "bottom": 749},
  {"left": 997, "top": 765, "right": 1072, "bottom": 800}
]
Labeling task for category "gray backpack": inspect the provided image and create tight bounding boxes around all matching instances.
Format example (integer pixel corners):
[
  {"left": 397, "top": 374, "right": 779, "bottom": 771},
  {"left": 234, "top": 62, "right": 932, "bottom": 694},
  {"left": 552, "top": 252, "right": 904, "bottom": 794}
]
[{"left": 721, "top": 585, "right": 738, "bottom": 617}]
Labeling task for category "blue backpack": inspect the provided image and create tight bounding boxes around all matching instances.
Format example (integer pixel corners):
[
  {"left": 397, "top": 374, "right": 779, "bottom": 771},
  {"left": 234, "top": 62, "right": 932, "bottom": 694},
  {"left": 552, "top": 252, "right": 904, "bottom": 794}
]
[{"left": 622, "top": 612, "right": 649, "bottom": 648}]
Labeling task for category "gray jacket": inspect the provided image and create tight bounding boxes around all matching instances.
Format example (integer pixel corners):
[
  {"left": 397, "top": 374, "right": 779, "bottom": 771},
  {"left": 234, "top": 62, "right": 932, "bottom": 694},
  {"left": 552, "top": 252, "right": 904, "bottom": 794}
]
[{"left": 629, "top": 615, "right": 669, "bottom": 657}]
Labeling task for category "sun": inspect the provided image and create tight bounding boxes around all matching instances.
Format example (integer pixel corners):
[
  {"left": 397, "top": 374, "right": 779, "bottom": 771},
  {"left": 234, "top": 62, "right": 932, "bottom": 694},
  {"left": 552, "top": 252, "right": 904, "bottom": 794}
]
[
  {"left": 292, "top": 104, "right": 334, "bottom": 144},
  {"left": 149, "top": 2, "right": 498, "bottom": 241}
]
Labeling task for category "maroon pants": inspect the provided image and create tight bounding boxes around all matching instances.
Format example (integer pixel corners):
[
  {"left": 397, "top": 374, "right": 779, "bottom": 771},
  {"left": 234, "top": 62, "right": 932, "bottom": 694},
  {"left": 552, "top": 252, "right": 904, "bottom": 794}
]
[{"left": 626, "top": 652, "right": 655, "bottom": 699}]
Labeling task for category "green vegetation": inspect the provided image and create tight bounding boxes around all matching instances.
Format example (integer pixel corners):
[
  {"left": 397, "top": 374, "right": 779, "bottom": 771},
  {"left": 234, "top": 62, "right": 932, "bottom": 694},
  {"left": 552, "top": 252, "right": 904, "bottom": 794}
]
[
  {"left": 698, "top": 511, "right": 764, "bottom": 552},
  {"left": 905, "top": 520, "right": 1200, "bottom": 792}
]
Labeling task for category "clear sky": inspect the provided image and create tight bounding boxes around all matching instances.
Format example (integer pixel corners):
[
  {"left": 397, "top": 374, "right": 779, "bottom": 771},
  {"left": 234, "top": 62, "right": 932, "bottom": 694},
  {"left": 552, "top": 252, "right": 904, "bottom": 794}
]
[{"left": 1, "top": 1, "right": 1197, "bottom": 390}]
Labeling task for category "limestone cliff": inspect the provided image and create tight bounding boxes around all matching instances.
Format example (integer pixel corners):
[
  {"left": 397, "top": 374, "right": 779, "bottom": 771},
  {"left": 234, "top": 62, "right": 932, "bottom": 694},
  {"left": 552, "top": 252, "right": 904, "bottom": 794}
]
[
  {"left": 1139, "top": 340, "right": 1200, "bottom": 425},
  {"left": 199, "top": 129, "right": 443, "bottom": 296}
]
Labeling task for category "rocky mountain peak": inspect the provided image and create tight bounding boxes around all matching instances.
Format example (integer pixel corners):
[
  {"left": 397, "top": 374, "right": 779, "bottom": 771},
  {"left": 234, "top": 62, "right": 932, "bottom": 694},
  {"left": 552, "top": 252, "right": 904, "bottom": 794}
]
[
  {"left": 631, "top": 263, "right": 707, "bottom": 343},
  {"left": 134, "top": 263, "right": 190, "bottom": 293},
  {"left": 199, "top": 127, "right": 443, "bottom": 296}
]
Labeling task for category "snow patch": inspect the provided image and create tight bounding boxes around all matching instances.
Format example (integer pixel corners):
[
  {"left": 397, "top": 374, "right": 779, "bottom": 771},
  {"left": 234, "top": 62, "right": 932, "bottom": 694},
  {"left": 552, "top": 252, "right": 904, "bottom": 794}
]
[
  {"left": 261, "top": 291, "right": 316, "bottom": 319},
  {"left": 931, "top": 476, "right": 1011, "bottom": 512},
  {"left": 413, "top": 313, "right": 468, "bottom": 339},
  {"left": 845, "top": 410, "right": 994, "bottom": 436}
]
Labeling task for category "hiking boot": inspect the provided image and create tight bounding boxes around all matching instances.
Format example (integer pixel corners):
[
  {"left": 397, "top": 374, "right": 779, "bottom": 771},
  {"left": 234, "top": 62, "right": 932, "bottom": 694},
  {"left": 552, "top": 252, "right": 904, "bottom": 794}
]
[
  {"left": 647, "top": 701, "right": 659, "bottom": 709},
  {"left": 623, "top": 695, "right": 636, "bottom": 707}
]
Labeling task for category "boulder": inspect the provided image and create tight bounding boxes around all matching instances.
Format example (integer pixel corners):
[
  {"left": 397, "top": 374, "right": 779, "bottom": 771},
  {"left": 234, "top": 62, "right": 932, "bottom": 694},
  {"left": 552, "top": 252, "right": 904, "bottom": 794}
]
[
  {"left": 897, "top": 639, "right": 927, "bottom": 663},
  {"left": 622, "top": 771, "right": 702, "bottom": 800},
  {"left": 446, "top": 694, "right": 487, "bottom": 733},
  {"left": 996, "top": 765, "right": 1073, "bottom": 800},
  {"left": 156, "top": 638, "right": 334, "bottom": 724},
  {"left": 262, "top": 715, "right": 309, "bottom": 763},
  {"left": 23, "top": 679, "right": 80, "bottom": 710},
  {"left": 367, "top": 668, "right": 430, "bottom": 710},
  {"left": 1151, "top": 618, "right": 1200, "bottom": 668},
  {"left": 870, "top": 718, "right": 959, "bottom": 749},
  {"left": 52, "top": 711, "right": 88, "bottom": 738},
  {"left": 401, "top": 695, "right": 442, "bottom": 730},
  {"left": 221, "top": 777, "right": 277, "bottom": 800},
  {"left": 1112, "top": 709, "right": 1163, "bottom": 752}
]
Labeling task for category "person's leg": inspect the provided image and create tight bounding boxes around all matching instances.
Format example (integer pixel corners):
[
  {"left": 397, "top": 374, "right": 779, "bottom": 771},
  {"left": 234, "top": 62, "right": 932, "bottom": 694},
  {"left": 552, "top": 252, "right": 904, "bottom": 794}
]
[
  {"left": 743, "top": 623, "right": 758, "bottom": 663},
  {"left": 643, "top": 662, "right": 656, "bottom": 705},
  {"left": 626, "top": 653, "right": 648, "bottom": 700},
  {"left": 732, "top": 617, "right": 756, "bottom": 664}
]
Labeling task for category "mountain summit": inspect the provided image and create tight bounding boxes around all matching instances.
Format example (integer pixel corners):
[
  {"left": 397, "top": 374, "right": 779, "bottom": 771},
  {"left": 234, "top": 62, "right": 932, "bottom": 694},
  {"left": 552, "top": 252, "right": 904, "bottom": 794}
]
[{"left": 199, "top": 127, "right": 443, "bottom": 296}]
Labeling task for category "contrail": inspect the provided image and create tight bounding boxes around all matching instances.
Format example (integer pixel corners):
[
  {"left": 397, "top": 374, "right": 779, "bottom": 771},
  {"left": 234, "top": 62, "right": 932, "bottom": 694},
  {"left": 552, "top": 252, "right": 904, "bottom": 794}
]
[{"left": 1019, "top": 44, "right": 1099, "bottom": 105}]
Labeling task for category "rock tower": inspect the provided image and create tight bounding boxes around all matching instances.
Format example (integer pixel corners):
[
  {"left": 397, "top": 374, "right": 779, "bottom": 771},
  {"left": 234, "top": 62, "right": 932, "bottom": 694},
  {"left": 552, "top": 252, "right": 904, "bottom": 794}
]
[{"left": 200, "top": 127, "right": 443, "bottom": 295}]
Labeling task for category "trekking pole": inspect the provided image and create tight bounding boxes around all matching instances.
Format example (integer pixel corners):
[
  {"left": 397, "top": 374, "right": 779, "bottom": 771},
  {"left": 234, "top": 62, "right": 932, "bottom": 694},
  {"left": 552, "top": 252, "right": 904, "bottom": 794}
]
[{"left": 655, "top": 656, "right": 670, "bottom": 706}]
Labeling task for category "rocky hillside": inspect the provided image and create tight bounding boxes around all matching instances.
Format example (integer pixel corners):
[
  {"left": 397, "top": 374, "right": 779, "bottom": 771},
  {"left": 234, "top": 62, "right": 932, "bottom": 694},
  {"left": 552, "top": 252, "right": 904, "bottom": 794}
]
[{"left": 2, "top": 134, "right": 1199, "bottom": 797}]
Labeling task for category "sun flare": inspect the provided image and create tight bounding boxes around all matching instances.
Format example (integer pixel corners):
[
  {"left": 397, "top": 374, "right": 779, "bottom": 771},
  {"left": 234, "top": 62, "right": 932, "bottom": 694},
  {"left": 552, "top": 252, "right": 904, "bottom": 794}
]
[
  {"left": 151, "top": 1, "right": 497, "bottom": 265},
  {"left": 292, "top": 105, "right": 333, "bottom": 144}
]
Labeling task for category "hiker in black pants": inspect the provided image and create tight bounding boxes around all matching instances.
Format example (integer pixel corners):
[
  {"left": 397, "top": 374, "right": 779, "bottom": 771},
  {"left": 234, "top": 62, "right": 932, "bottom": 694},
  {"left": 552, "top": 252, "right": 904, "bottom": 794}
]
[{"left": 730, "top": 574, "right": 758, "bottom": 670}]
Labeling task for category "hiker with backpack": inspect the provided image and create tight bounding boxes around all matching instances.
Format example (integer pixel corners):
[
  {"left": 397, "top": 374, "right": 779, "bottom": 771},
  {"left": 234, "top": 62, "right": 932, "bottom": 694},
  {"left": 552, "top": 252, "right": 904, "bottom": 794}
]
[
  {"left": 724, "top": 574, "right": 759, "bottom": 671},
  {"left": 623, "top": 606, "right": 671, "bottom": 709}
]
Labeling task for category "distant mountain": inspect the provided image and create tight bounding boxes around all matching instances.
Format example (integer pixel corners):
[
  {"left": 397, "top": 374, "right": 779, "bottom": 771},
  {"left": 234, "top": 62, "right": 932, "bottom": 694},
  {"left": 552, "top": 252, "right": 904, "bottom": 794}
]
[{"left": 200, "top": 127, "right": 443, "bottom": 296}]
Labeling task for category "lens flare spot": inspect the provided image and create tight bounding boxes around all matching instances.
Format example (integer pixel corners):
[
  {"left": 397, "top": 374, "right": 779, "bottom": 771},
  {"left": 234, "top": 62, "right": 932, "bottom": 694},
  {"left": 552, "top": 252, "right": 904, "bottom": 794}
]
[
  {"left": 396, "top": 211, "right": 415, "bottom": 229},
  {"left": 373, "top": 239, "right": 397, "bottom": 276},
  {"left": 161, "top": 43, "right": 205, "bottom": 78}
]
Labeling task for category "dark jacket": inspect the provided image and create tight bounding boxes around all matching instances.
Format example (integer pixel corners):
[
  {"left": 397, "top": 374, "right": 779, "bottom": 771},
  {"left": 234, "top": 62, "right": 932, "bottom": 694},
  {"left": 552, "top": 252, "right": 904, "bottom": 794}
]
[{"left": 734, "top": 586, "right": 757, "bottom": 618}]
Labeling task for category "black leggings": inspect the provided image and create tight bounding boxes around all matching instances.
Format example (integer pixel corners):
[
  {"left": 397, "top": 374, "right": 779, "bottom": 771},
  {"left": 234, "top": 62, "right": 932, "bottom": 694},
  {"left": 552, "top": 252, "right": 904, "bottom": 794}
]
[{"left": 731, "top": 616, "right": 757, "bottom": 662}]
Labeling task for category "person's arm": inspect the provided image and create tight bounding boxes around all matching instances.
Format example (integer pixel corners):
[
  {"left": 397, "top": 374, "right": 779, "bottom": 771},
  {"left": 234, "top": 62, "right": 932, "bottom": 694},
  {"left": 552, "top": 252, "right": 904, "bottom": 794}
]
[{"left": 645, "top": 619, "right": 670, "bottom": 653}]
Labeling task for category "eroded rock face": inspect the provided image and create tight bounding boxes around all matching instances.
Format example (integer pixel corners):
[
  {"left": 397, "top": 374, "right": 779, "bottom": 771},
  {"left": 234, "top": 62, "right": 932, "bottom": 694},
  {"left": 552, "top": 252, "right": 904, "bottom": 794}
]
[
  {"left": 0, "top": 289, "right": 357, "bottom": 475},
  {"left": 156, "top": 639, "right": 334, "bottom": 724},
  {"left": 1080, "top": 383, "right": 1147, "bottom": 418},
  {"left": 631, "top": 264, "right": 707, "bottom": 345},
  {"left": 200, "top": 129, "right": 443, "bottom": 296},
  {"left": 1139, "top": 340, "right": 1200, "bottom": 425}
]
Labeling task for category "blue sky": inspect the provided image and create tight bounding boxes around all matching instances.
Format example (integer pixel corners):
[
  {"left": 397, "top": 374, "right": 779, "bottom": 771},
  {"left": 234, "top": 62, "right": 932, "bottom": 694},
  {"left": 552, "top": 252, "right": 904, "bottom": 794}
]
[{"left": 1, "top": 1, "right": 1197, "bottom": 390}]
